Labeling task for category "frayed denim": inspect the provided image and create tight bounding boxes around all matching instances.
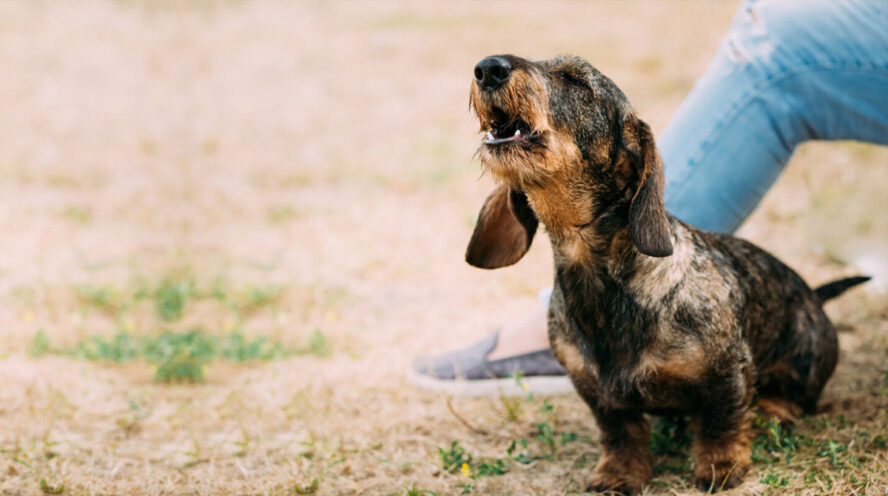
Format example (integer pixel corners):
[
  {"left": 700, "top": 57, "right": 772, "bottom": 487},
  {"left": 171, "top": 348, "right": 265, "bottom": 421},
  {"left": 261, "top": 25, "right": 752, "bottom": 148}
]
[{"left": 659, "top": 0, "right": 888, "bottom": 233}]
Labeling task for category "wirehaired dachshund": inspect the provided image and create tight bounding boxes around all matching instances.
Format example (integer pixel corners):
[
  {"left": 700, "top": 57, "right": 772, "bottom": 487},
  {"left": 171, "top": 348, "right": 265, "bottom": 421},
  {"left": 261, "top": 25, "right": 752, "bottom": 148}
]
[{"left": 464, "top": 54, "right": 869, "bottom": 494}]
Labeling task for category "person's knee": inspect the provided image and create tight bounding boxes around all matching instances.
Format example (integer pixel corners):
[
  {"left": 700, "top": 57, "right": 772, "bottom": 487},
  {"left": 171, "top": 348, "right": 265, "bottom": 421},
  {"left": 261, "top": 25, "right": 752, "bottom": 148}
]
[
  {"left": 725, "top": 0, "right": 883, "bottom": 72},
  {"left": 719, "top": 1, "right": 817, "bottom": 72}
]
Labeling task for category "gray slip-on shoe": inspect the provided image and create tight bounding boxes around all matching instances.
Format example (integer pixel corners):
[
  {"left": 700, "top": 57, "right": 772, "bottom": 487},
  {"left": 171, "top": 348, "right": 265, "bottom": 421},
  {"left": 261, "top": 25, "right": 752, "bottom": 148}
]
[{"left": 406, "top": 331, "right": 573, "bottom": 397}]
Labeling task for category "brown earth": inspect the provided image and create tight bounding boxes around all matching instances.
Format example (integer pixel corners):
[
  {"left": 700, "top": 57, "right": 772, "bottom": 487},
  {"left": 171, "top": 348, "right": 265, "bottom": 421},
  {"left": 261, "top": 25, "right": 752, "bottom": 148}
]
[{"left": 0, "top": 2, "right": 886, "bottom": 495}]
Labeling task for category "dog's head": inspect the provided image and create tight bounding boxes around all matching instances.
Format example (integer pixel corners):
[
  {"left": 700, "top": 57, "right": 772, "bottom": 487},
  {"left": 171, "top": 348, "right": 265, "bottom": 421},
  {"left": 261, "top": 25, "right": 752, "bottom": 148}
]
[{"left": 466, "top": 55, "right": 672, "bottom": 269}]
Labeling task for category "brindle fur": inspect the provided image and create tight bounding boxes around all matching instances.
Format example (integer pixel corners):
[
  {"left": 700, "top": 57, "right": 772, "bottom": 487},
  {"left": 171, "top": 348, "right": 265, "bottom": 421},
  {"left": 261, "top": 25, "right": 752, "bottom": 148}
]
[{"left": 465, "top": 54, "right": 868, "bottom": 494}]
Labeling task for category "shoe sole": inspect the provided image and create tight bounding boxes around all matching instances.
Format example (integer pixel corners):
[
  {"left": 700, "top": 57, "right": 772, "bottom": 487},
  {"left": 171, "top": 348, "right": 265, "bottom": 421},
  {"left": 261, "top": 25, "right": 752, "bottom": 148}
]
[{"left": 405, "top": 367, "right": 575, "bottom": 397}]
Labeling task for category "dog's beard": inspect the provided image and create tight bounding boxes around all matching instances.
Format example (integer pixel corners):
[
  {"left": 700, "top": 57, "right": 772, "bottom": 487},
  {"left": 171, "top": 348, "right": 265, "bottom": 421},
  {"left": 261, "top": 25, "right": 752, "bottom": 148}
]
[{"left": 477, "top": 136, "right": 551, "bottom": 189}]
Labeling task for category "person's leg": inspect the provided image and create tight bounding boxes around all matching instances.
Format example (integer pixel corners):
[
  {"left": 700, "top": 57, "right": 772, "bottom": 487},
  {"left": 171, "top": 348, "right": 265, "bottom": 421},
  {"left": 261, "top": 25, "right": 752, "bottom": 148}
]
[
  {"left": 661, "top": 0, "right": 888, "bottom": 231},
  {"left": 409, "top": 289, "right": 570, "bottom": 397},
  {"left": 486, "top": 305, "right": 548, "bottom": 360},
  {"left": 411, "top": 0, "right": 888, "bottom": 393}
]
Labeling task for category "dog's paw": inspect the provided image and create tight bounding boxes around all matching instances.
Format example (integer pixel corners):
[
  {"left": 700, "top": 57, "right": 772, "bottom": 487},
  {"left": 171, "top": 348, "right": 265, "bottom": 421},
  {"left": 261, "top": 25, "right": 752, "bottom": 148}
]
[
  {"left": 587, "top": 461, "right": 651, "bottom": 496},
  {"left": 693, "top": 462, "right": 748, "bottom": 493},
  {"left": 757, "top": 397, "right": 802, "bottom": 426},
  {"left": 586, "top": 471, "right": 640, "bottom": 495},
  {"left": 693, "top": 429, "right": 751, "bottom": 493},
  {"left": 587, "top": 447, "right": 653, "bottom": 495}
]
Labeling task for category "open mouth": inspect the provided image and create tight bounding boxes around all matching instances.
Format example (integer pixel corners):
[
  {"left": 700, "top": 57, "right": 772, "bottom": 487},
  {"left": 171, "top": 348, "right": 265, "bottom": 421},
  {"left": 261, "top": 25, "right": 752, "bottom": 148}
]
[{"left": 483, "top": 114, "right": 535, "bottom": 146}]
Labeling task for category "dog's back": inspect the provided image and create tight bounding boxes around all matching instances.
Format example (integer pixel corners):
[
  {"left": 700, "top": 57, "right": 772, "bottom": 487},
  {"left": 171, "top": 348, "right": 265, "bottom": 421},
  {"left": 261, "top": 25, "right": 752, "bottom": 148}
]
[{"left": 669, "top": 221, "right": 846, "bottom": 414}]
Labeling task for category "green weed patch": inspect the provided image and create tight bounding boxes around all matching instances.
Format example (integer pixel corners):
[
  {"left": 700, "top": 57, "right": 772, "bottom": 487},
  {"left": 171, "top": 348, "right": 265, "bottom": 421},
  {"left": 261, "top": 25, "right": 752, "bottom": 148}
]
[
  {"left": 25, "top": 277, "right": 337, "bottom": 382},
  {"left": 30, "top": 328, "right": 329, "bottom": 382},
  {"left": 75, "top": 277, "right": 286, "bottom": 325}
]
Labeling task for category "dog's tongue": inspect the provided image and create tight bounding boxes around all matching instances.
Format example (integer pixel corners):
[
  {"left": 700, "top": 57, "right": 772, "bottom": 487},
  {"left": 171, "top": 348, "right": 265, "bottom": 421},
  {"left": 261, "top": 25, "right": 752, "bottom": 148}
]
[{"left": 484, "top": 129, "right": 521, "bottom": 145}]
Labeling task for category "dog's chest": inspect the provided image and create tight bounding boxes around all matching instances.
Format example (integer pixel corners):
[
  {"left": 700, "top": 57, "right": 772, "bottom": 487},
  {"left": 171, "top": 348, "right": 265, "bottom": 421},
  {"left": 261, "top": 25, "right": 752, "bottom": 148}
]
[
  {"left": 551, "top": 298, "right": 708, "bottom": 412},
  {"left": 597, "top": 343, "right": 706, "bottom": 412},
  {"left": 550, "top": 256, "right": 719, "bottom": 412}
]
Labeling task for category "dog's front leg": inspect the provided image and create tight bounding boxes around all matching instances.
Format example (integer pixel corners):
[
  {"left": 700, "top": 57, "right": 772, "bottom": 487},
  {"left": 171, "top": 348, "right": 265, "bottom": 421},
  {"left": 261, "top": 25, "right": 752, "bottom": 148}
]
[
  {"left": 691, "top": 361, "right": 753, "bottom": 492},
  {"left": 587, "top": 409, "right": 653, "bottom": 496}
]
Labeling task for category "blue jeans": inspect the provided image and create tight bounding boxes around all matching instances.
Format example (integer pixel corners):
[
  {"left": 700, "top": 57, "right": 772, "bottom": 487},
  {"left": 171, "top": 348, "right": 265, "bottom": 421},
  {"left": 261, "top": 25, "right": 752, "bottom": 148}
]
[{"left": 660, "top": 0, "right": 888, "bottom": 233}]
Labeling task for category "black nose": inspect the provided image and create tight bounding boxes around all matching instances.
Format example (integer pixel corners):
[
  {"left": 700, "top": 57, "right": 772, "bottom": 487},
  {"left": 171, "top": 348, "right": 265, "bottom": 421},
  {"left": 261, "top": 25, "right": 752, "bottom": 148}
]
[{"left": 474, "top": 56, "right": 512, "bottom": 91}]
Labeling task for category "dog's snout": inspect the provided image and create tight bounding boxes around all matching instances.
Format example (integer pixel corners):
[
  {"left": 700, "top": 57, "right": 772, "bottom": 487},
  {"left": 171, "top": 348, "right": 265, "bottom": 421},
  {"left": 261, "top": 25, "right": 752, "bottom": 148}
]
[{"left": 474, "top": 56, "right": 512, "bottom": 91}]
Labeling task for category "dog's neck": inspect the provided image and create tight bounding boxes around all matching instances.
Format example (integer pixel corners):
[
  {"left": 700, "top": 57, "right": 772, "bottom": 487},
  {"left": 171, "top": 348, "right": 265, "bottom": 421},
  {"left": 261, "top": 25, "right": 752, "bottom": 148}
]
[
  {"left": 523, "top": 182, "right": 597, "bottom": 235},
  {"left": 521, "top": 178, "right": 644, "bottom": 271},
  {"left": 528, "top": 180, "right": 685, "bottom": 306},
  {"left": 550, "top": 224, "right": 653, "bottom": 285}
]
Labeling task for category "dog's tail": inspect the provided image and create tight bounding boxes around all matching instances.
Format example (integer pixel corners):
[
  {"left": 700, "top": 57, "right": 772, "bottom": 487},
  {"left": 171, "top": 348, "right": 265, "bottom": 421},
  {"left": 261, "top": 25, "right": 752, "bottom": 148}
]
[{"left": 814, "top": 276, "right": 871, "bottom": 302}]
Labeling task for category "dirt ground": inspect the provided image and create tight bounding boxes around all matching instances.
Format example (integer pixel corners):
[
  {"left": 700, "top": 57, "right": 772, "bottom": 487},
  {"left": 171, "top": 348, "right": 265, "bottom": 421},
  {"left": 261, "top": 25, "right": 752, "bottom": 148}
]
[{"left": 0, "top": 1, "right": 886, "bottom": 495}]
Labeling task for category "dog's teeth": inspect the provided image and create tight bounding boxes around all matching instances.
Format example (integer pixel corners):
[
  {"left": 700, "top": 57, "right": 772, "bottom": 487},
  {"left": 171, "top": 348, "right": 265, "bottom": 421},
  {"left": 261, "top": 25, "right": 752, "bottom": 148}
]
[
  {"left": 514, "top": 129, "right": 521, "bottom": 137},
  {"left": 485, "top": 131, "right": 494, "bottom": 140}
]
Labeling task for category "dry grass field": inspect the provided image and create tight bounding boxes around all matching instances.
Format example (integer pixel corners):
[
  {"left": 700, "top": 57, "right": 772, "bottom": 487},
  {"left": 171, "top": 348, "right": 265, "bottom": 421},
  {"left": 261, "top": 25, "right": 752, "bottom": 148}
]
[{"left": 1, "top": 2, "right": 886, "bottom": 495}]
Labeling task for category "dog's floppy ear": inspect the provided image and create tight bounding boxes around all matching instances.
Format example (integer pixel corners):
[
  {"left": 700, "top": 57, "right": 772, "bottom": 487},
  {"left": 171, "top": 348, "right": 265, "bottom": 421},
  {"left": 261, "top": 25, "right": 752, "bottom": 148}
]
[
  {"left": 466, "top": 185, "right": 538, "bottom": 269},
  {"left": 622, "top": 114, "right": 673, "bottom": 257}
]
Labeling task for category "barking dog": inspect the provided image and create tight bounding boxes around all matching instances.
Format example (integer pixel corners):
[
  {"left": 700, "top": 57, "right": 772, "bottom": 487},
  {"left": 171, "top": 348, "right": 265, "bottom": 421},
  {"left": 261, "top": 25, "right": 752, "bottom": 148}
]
[{"left": 465, "top": 54, "right": 869, "bottom": 494}]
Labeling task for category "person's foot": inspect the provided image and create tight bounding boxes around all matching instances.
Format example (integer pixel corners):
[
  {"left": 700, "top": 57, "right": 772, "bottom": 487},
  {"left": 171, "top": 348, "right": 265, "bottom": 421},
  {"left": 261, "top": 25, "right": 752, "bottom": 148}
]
[{"left": 407, "top": 306, "right": 571, "bottom": 397}]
